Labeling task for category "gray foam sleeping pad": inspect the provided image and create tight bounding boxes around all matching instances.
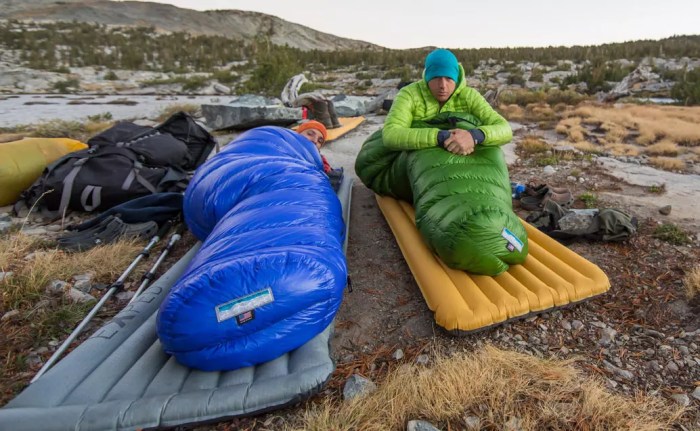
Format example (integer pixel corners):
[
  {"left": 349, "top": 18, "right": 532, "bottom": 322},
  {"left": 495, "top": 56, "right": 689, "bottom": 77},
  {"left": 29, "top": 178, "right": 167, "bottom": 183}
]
[{"left": 0, "top": 175, "right": 353, "bottom": 431}]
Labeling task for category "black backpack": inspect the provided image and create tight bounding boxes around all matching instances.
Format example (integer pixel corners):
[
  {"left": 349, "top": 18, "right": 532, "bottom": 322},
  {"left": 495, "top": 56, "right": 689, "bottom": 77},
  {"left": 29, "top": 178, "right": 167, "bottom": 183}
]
[{"left": 18, "top": 112, "right": 216, "bottom": 217}]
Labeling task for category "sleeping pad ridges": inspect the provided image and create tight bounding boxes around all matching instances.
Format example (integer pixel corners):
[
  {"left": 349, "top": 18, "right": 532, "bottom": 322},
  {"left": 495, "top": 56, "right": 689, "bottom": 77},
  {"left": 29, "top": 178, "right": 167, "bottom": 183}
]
[
  {"left": 157, "top": 126, "right": 347, "bottom": 371},
  {"left": 355, "top": 113, "right": 528, "bottom": 275}
]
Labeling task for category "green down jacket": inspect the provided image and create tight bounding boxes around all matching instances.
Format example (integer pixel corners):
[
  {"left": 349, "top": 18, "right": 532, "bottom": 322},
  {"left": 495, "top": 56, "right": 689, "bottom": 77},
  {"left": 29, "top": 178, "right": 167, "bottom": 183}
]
[
  {"left": 382, "top": 64, "right": 512, "bottom": 150},
  {"left": 355, "top": 112, "right": 528, "bottom": 276}
]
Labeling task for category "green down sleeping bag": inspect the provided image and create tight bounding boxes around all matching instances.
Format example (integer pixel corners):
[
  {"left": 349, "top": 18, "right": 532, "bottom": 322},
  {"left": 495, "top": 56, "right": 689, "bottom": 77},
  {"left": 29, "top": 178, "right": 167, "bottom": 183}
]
[{"left": 355, "top": 112, "right": 528, "bottom": 275}]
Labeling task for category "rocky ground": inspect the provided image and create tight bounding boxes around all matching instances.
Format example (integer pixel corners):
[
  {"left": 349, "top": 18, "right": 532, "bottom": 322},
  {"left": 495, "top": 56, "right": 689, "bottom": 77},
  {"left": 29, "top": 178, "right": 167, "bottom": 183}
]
[{"left": 1, "top": 111, "right": 699, "bottom": 430}]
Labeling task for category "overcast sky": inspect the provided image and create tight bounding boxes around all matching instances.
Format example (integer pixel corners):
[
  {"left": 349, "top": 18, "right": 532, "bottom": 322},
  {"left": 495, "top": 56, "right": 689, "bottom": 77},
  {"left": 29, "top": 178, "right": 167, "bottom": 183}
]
[{"left": 131, "top": 0, "right": 700, "bottom": 50}]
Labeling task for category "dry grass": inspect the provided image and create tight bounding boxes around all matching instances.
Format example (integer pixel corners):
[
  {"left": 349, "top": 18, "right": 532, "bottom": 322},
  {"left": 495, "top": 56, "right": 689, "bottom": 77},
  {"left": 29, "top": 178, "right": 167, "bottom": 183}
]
[
  {"left": 684, "top": 266, "right": 700, "bottom": 299},
  {"left": 603, "top": 143, "right": 641, "bottom": 157},
  {"left": 555, "top": 116, "right": 587, "bottom": 143},
  {"left": 572, "top": 141, "right": 603, "bottom": 154},
  {"left": 517, "top": 135, "right": 549, "bottom": 155},
  {"left": 645, "top": 139, "right": 681, "bottom": 156},
  {"left": 568, "top": 104, "right": 700, "bottom": 147},
  {"left": 601, "top": 121, "right": 628, "bottom": 142},
  {"left": 0, "top": 233, "right": 147, "bottom": 398},
  {"left": 291, "top": 347, "right": 684, "bottom": 431},
  {"left": 648, "top": 157, "right": 687, "bottom": 172},
  {"left": 0, "top": 233, "right": 143, "bottom": 309},
  {"left": 497, "top": 104, "right": 525, "bottom": 121},
  {"left": 525, "top": 103, "right": 556, "bottom": 122}
]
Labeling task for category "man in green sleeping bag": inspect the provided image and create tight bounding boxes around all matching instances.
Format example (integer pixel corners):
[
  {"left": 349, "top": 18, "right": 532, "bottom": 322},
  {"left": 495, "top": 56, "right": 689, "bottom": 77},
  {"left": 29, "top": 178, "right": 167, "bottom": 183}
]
[
  {"left": 382, "top": 48, "right": 512, "bottom": 153},
  {"left": 356, "top": 48, "right": 528, "bottom": 275}
]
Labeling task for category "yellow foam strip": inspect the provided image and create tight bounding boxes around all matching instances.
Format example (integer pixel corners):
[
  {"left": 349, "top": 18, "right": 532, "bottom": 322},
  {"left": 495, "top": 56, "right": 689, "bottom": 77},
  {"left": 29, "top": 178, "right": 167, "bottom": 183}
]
[
  {"left": 291, "top": 117, "right": 365, "bottom": 142},
  {"left": 377, "top": 194, "right": 611, "bottom": 333}
]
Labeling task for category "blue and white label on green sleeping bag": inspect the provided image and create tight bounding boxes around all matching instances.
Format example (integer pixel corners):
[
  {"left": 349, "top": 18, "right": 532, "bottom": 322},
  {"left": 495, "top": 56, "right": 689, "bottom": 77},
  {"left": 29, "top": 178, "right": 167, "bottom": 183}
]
[
  {"left": 215, "top": 288, "right": 274, "bottom": 323},
  {"left": 501, "top": 227, "right": 524, "bottom": 253}
]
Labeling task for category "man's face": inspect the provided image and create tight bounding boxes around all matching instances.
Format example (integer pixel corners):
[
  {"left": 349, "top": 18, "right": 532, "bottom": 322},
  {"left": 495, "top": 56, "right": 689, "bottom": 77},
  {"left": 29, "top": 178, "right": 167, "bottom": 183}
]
[
  {"left": 300, "top": 128, "right": 325, "bottom": 150},
  {"left": 428, "top": 77, "right": 456, "bottom": 104}
]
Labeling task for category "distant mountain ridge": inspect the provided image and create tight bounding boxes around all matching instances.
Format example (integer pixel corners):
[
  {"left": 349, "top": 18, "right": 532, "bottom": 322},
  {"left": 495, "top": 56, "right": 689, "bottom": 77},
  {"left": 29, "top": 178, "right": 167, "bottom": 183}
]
[{"left": 0, "top": 0, "right": 381, "bottom": 51}]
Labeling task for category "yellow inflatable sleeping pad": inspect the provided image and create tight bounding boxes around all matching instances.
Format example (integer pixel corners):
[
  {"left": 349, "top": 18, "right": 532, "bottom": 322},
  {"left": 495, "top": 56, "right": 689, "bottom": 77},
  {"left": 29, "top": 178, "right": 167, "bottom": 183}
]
[
  {"left": 293, "top": 116, "right": 365, "bottom": 142},
  {"left": 0, "top": 137, "right": 87, "bottom": 206},
  {"left": 376, "top": 194, "right": 610, "bottom": 334}
]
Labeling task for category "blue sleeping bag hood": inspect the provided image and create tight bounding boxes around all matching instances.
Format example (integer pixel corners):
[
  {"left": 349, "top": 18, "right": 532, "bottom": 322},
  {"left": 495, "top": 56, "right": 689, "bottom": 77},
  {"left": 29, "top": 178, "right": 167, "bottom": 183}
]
[{"left": 157, "top": 127, "right": 347, "bottom": 371}]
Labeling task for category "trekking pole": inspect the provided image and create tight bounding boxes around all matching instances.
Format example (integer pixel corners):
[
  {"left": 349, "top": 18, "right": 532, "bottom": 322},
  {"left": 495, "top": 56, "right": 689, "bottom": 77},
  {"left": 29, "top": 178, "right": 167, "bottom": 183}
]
[
  {"left": 31, "top": 221, "right": 173, "bottom": 383},
  {"left": 128, "top": 224, "right": 183, "bottom": 303}
]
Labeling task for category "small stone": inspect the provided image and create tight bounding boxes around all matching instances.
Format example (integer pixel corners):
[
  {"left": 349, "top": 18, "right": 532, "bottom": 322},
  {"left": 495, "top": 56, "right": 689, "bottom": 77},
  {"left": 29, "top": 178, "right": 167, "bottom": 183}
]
[
  {"left": 46, "top": 280, "right": 69, "bottom": 294},
  {"left": 670, "top": 394, "right": 690, "bottom": 407},
  {"left": 0, "top": 271, "right": 14, "bottom": 282},
  {"left": 571, "top": 320, "right": 584, "bottom": 330},
  {"left": 666, "top": 361, "right": 679, "bottom": 373},
  {"left": 67, "top": 287, "right": 95, "bottom": 303},
  {"left": 21, "top": 227, "right": 48, "bottom": 236},
  {"left": 598, "top": 327, "right": 617, "bottom": 346},
  {"left": 560, "top": 346, "right": 570, "bottom": 355},
  {"left": 407, "top": 420, "right": 441, "bottom": 431},
  {"left": 415, "top": 354, "right": 430, "bottom": 365},
  {"left": 0, "top": 221, "right": 11, "bottom": 233},
  {"left": 73, "top": 279, "right": 93, "bottom": 293},
  {"left": 342, "top": 374, "right": 377, "bottom": 401},
  {"left": 560, "top": 320, "right": 572, "bottom": 330},
  {"left": 393, "top": 349, "right": 405, "bottom": 361},
  {"left": 543, "top": 165, "right": 556, "bottom": 176},
  {"left": 691, "top": 387, "right": 700, "bottom": 401},
  {"left": 1, "top": 309, "right": 20, "bottom": 321},
  {"left": 658, "top": 205, "right": 672, "bottom": 215},
  {"left": 463, "top": 416, "right": 481, "bottom": 431}
]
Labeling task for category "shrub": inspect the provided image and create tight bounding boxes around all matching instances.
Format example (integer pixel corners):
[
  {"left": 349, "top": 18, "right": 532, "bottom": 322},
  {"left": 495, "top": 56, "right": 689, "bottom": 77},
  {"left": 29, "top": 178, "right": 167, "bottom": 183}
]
[
  {"left": 51, "top": 78, "right": 80, "bottom": 93},
  {"left": 529, "top": 68, "right": 544, "bottom": 82},
  {"left": 653, "top": 223, "right": 691, "bottom": 245},
  {"left": 578, "top": 192, "right": 598, "bottom": 208},
  {"left": 671, "top": 67, "right": 700, "bottom": 106},
  {"left": 103, "top": 70, "right": 119, "bottom": 80},
  {"left": 647, "top": 184, "right": 666, "bottom": 194},
  {"left": 545, "top": 89, "right": 587, "bottom": 106}
]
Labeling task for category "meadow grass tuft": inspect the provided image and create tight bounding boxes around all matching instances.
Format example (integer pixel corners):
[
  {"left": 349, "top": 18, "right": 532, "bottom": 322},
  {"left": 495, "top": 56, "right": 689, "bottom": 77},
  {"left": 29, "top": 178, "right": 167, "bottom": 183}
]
[{"left": 290, "top": 347, "right": 684, "bottom": 431}]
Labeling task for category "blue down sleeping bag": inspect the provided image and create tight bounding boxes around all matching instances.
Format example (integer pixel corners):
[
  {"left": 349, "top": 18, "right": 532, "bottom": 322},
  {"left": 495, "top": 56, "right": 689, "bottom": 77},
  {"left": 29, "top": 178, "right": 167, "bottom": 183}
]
[{"left": 157, "top": 126, "right": 347, "bottom": 371}]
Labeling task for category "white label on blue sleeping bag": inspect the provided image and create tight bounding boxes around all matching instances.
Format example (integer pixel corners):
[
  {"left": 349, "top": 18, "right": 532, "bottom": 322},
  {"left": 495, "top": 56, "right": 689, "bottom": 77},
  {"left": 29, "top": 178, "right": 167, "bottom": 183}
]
[
  {"left": 501, "top": 227, "right": 524, "bottom": 253},
  {"left": 215, "top": 288, "right": 275, "bottom": 323}
]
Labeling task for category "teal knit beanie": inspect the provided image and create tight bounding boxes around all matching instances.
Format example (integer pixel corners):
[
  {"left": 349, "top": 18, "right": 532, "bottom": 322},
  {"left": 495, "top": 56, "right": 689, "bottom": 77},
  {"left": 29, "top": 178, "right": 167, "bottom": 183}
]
[{"left": 424, "top": 49, "right": 459, "bottom": 83}]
